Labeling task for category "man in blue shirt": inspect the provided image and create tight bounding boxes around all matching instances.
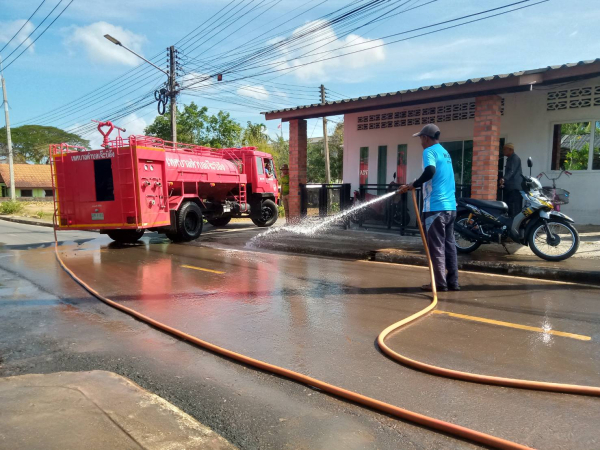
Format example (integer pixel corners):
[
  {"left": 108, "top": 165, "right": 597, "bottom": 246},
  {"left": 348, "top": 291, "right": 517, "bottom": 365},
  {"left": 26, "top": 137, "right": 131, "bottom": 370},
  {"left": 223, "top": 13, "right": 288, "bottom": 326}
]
[{"left": 400, "top": 124, "right": 459, "bottom": 291}]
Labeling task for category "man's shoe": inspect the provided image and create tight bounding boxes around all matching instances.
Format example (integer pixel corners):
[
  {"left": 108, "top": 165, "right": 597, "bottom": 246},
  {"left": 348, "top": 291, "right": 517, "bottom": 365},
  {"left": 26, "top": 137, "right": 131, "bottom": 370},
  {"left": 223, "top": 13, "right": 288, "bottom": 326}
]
[
  {"left": 448, "top": 285, "right": 461, "bottom": 291},
  {"left": 421, "top": 284, "right": 448, "bottom": 292}
]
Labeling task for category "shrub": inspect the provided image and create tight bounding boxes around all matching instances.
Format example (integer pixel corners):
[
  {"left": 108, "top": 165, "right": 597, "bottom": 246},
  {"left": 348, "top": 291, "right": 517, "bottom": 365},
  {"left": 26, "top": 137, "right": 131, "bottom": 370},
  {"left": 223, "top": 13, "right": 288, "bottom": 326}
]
[
  {"left": 278, "top": 205, "right": 285, "bottom": 217},
  {"left": 35, "top": 211, "right": 44, "bottom": 219},
  {"left": 0, "top": 201, "right": 24, "bottom": 214}
]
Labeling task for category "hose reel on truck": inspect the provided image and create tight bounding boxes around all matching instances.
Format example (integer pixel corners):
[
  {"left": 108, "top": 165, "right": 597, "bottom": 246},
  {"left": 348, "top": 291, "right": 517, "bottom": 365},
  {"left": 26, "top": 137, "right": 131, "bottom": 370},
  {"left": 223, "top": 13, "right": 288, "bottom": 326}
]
[{"left": 50, "top": 121, "right": 280, "bottom": 243}]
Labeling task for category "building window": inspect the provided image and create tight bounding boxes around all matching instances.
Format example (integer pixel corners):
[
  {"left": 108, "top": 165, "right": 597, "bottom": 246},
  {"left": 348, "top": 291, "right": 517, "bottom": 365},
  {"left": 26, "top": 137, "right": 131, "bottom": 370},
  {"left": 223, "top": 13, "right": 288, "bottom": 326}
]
[
  {"left": 359, "top": 147, "right": 369, "bottom": 184},
  {"left": 396, "top": 145, "right": 407, "bottom": 184},
  {"left": 442, "top": 140, "right": 473, "bottom": 185},
  {"left": 21, "top": 189, "right": 33, "bottom": 197},
  {"left": 551, "top": 121, "right": 600, "bottom": 171},
  {"left": 45, "top": 189, "right": 53, "bottom": 197}
]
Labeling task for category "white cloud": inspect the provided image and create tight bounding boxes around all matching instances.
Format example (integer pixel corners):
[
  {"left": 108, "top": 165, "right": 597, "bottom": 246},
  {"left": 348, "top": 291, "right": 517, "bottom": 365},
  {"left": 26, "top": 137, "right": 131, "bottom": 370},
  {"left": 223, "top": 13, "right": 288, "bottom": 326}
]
[
  {"left": 236, "top": 84, "right": 269, "bottom": 100},
  {"left": 269, "top": 20, "right": 386, "bottom": 82},
  {"left": 180, "top": 72, "right": 213, "bottom": 90},
  {"left": 119, "top": 112, "right": 148, "bottom": 138},
  {"left": 0, "top": 20, "right": 35, "bottom": 53},
  {"left": 66, "top": 22, "right": 147, "bottom": 66}
]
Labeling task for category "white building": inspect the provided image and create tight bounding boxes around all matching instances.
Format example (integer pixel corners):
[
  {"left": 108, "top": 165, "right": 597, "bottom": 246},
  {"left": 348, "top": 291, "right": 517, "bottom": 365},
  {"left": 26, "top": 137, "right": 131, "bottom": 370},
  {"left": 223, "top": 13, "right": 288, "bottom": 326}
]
[{"left": 265, "top": 59, "right": 600, "bottom": 225}]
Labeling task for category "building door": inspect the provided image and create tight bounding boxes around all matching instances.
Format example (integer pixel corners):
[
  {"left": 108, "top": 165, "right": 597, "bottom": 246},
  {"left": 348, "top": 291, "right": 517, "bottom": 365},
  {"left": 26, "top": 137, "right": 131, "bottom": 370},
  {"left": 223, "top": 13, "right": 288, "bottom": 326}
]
[{"left": 377, "top": 145, "right": 387, "bottom": 186}]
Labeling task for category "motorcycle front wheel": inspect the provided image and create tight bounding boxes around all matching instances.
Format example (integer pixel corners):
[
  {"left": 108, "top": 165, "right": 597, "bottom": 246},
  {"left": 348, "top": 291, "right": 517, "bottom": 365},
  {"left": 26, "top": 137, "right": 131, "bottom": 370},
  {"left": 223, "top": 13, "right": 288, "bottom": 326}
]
[
  {"left": 454, "top": 214, "right": 482, "bottom": 254},
  {"left": 528, "top": 219, "right": 579, "bottom": 261}
]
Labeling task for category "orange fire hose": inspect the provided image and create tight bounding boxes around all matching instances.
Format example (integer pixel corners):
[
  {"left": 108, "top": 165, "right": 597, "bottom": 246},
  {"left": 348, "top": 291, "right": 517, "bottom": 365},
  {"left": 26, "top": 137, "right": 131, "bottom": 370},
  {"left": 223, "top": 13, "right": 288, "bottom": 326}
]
[
  {"left": 50, "top": 192, "right": 596, "bottom": 449},
  {"left": 377, "top": 190, "right": 600, "bottom": 396}
]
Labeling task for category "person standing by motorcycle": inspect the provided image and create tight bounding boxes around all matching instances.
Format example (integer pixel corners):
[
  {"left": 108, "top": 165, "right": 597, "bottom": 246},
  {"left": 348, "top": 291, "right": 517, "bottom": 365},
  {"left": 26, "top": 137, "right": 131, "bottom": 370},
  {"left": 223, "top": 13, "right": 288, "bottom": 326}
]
[
  {"left": 499, "top": 143, "right": 523, "bottom": 217},
  {"left": 399, "top": 124, "right": 460, "bottom": 292}
]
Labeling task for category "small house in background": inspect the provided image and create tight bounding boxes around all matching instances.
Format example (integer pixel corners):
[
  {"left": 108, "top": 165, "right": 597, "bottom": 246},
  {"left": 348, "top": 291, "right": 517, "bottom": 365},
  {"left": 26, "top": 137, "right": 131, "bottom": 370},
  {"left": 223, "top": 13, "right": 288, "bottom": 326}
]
[{"left": 0, "top": 164, "right": 53, "bottom": 199}]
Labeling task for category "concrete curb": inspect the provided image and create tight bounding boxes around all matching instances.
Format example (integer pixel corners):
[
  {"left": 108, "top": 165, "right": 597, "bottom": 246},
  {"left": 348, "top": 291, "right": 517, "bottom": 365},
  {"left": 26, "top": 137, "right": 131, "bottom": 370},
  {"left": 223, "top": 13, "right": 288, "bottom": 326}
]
[
  {"left": 0, "top": 215, "right": 54, "bottom": 228},
  {"left": 373, "top": 251, "right": 600, "bottom": 285},
  {"left": 254, "top": 242, "right": 600, "bottom": 286}
]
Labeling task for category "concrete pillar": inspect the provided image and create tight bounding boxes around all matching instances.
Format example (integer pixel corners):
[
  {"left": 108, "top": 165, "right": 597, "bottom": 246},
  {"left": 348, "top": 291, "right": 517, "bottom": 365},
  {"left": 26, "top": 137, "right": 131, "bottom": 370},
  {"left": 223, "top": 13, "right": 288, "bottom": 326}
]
[
  {"left": 472, "top": 95, "right": 502, "bottom": 200},
  {"left": 288, "top": 119, "right": 307, "bottom": 222}
]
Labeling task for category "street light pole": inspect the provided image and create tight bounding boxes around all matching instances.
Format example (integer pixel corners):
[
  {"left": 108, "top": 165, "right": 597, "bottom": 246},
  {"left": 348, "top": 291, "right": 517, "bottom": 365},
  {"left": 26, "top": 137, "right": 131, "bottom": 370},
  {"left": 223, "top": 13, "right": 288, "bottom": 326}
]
[
  {"left": 104, "top": 35, "right": 178, "bottom": 142},
  {"left": 0, "top": 56, "right": 16, "bottom": 201}
]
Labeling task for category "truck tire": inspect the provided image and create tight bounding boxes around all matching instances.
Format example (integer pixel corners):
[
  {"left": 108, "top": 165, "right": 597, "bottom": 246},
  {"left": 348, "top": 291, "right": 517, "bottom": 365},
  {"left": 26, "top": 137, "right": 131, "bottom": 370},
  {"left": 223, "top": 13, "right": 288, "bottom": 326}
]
[
  {"left": 106, "top": 229, "right": 145, "bottom": 244},
  {"left": 207, "top": 216, "right": 231, "bottom": 227},
  {"left": 251, "top": 199, "right": 278, "bottom": 227},
  {"left": 174, "top": 201, "right": 203, "bottom": 241}
]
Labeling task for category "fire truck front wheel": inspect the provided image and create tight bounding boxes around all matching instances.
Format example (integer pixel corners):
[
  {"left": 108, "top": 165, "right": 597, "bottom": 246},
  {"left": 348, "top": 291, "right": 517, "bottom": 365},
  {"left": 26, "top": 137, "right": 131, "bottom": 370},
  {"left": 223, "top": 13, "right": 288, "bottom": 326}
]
[
  {"left": 106, "top": 229, "right": 145, "bottom": 244},
  {"left": 251, "top": 199, "right": 278, "bottom": 227},
  {"left": 174, "top": 201, "right": 203, "bottom": 241}
]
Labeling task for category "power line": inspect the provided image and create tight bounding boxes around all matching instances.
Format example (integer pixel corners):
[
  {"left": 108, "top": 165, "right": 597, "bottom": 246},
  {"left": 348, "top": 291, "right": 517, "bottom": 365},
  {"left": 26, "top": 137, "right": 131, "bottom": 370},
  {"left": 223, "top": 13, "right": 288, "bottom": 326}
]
[
  {"left": 208, "top": 0, "right": 548, "bottom": 86},
  {"left": 3, "top": 0, "right": 75, "bottom": 71},
  {"left": 0, "top": 0, "right": 48, "bottom": 55},
  {"left": 2, "top": 0, "right": 66, "bottom": 66}
]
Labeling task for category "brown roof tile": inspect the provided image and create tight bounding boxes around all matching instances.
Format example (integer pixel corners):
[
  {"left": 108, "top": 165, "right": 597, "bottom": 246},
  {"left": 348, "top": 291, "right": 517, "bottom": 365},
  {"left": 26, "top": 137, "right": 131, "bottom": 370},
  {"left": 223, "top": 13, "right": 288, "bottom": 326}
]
[{"left": 0, "top": 164, "right": 52, "bottom": 188}]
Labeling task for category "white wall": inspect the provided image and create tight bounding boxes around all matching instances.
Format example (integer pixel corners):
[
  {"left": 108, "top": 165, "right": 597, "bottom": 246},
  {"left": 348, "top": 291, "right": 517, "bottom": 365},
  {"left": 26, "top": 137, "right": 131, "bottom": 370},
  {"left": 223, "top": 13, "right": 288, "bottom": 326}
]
[{"left": 343, "top": 76, "right": 600, "bottom": 224}]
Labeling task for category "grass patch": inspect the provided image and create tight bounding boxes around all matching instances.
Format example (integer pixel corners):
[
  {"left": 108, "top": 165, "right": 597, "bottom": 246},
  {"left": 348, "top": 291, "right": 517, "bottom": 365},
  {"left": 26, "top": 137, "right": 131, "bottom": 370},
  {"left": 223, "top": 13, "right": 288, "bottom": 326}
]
[{"left": 0, "top": 201, "right": 24, "bottom": 214}]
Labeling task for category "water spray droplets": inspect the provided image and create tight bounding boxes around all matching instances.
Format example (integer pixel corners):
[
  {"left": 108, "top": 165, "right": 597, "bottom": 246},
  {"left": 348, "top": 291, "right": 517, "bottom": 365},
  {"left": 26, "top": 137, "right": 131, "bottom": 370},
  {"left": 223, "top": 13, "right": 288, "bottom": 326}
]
[{"left": 249, "top": 191, "right": 398, "bottom": 247}]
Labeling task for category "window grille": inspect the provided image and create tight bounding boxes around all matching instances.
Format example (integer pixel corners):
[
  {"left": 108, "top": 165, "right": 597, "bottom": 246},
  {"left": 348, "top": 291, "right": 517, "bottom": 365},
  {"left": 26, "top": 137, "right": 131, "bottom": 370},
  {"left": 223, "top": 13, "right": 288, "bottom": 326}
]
[
  {"left": 547, "top": 85, "right": 598, "bottom": 111},
  {"left": 356, "top": 97, "right": 503, "bottom": 131}
]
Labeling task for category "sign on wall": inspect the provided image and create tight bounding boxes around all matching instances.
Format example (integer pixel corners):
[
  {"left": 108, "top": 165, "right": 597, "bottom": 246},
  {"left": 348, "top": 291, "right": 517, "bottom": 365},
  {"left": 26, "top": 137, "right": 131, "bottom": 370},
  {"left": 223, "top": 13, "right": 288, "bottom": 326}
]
[{"left": 359, "top": 147, "right": 369, "bottom": 184}]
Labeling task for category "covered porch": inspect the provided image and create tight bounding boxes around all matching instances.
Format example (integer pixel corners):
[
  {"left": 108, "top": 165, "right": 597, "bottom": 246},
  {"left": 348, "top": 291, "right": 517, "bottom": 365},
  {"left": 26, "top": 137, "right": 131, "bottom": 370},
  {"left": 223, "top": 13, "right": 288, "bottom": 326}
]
[{"left": 264, "top": 59, "right": 600, "bottom": 223}]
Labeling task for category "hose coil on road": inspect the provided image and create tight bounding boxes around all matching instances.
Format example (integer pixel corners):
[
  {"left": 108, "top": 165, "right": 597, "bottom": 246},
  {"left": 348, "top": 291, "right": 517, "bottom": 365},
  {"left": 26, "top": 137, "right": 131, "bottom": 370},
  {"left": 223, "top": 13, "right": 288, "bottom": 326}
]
[{"left": 52, "top": 191, "right": 598, "bottom": 450}]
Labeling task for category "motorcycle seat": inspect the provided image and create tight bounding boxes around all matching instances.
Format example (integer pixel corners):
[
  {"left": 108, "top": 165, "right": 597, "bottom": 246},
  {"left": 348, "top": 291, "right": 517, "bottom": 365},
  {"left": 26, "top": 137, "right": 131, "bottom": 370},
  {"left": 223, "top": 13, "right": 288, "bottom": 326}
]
[{"left": 459, "top": 198, "right": 508, "bottom": 213}]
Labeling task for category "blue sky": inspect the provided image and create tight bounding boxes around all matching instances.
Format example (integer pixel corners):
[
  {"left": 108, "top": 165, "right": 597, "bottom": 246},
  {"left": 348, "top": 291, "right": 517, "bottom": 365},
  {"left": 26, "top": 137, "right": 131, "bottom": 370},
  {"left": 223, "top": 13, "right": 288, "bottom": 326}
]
[{"left": 1, "top": 0, "right": 600, "bottom": 148}]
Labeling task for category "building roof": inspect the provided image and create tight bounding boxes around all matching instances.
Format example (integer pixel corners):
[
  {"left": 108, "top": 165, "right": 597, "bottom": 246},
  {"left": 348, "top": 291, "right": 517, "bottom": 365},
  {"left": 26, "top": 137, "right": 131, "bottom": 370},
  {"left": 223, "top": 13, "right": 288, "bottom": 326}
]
[
  {"left": 264, "top": 58, "right": 600, "bottom": 121},
  {"left": 0, "top": 164, "right": 53, "bottom": 188}
]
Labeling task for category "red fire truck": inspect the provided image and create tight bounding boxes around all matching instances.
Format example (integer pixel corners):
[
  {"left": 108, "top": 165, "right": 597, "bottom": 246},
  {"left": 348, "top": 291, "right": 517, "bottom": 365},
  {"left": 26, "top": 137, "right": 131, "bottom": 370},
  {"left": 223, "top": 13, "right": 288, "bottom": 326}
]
[{"left": 51, "top": 122, "right": 279, "bottom": 243}]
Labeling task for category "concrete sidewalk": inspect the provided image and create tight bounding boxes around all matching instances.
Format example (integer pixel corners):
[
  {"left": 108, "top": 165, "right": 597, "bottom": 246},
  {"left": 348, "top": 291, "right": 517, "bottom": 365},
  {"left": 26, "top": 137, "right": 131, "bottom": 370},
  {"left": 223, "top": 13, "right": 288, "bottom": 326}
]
[
  {"left": 0, "top": 371, "right": 236, "bottom": 450},
  {"left": 200, "top": 222, "right": 600, "bottom": 285}
]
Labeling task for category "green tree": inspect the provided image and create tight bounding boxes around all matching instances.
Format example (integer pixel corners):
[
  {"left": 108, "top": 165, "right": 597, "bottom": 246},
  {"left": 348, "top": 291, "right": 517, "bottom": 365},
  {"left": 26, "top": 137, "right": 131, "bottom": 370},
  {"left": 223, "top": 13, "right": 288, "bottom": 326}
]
[
  {"left": 203, "top": 110, "right": 242, "bottom": 148},
  {"left": 268, "top": 132, "right": 289, "bottom": 171},
  {"left": 241, "top": 121, "right": 269, "bottom": 146},
  {"left": 307, "top": 121, "right": 344, "bottom": 183},
  {"left": 560, "top": 122, "right": 591, "bottom": 170},
  {"left": 144, "top": 102, "right": 242, "bottom": 148},
  {"left": 0, "top": 125, "right": 89, "bottom": 164}
]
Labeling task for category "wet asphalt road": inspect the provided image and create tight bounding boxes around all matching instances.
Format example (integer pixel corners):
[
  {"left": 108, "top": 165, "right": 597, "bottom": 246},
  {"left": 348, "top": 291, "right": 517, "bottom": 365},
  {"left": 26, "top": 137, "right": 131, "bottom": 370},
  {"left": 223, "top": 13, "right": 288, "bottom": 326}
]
[{"left": 1, "top": 220, "right": 600, "bottom": 449}]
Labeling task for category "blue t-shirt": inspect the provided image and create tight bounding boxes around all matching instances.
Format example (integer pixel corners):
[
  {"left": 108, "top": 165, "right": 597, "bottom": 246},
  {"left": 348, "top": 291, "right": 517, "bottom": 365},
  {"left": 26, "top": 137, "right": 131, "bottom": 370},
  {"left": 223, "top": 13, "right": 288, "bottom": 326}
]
[{"left": 421, "top": 143, "right": 456, "bottom": 212}]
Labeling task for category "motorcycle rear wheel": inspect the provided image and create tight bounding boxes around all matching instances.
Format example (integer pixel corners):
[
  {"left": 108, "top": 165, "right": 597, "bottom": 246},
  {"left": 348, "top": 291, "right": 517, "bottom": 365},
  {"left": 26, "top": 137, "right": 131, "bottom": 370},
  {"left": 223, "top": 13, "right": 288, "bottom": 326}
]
[
  {"left": 454, "top": 214, "right": 482, "bottom": 254},
  {"left": 528, "top": 219, "right": 579, "bottom": 261}
]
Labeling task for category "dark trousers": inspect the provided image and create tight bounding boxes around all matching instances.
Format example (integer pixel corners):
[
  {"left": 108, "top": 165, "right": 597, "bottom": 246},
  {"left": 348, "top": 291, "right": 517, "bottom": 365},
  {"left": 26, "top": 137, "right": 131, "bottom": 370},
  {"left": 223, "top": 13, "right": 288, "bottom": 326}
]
[
  {"left": 504, "top": 189, "right": 522, "bottom": 217},
  {"left": 423, "top": 211, "right": 459, "bottom": 289}
]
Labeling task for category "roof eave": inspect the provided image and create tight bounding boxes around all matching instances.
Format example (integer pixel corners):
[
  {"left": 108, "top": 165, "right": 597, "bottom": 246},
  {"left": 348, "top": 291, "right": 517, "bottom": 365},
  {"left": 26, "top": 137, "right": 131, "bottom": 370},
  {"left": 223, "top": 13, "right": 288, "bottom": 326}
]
[{"left": 264, "top": 60, "right": 600, "bottom": 121}]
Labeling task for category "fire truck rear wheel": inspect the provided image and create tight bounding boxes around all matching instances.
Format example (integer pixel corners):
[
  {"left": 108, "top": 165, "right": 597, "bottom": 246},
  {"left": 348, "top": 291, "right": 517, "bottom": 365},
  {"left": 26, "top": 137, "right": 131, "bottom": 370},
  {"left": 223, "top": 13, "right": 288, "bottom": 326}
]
[
  {"left": 175, "top": 201, "right": 203, "bottom": 241},
  {"left": 207, "top": 216, "right": 232, "bottom": 227},
  {"left": 106, "top": 229, "right": 145, "bottom": 244},
  {"left": 251, "top": 199, "right": 278, "bottom": 227}
]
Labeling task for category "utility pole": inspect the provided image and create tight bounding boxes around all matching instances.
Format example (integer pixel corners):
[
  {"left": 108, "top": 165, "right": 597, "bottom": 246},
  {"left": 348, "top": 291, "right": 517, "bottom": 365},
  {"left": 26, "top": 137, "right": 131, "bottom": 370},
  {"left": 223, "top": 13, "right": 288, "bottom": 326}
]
[
  {"left": 0, "top": 57, "right": 16, "bottom": 201},
  {"left": 320, "top": 84, "right": 330, "bottom": 185},
  {"left": 169, "top": 46, "right": 177, "bottom": 143}
]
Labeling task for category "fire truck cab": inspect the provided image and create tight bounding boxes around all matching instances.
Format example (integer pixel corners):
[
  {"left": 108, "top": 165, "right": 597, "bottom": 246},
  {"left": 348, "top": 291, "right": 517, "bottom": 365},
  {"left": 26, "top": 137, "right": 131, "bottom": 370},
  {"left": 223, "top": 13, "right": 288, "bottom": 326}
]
[{"left": 50, "top": 124, "right": 279, "bottom": 244}]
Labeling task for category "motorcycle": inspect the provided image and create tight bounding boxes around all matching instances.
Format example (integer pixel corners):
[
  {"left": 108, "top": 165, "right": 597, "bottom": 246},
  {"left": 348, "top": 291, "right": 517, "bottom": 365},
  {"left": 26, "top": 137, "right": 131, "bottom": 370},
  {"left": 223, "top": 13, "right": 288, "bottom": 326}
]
[
  {"left": 454, "top": 157, "right": 579, "bottom": 261},
  {"left": 351, "top": 172, "right": 410, "bottom": 227}
]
